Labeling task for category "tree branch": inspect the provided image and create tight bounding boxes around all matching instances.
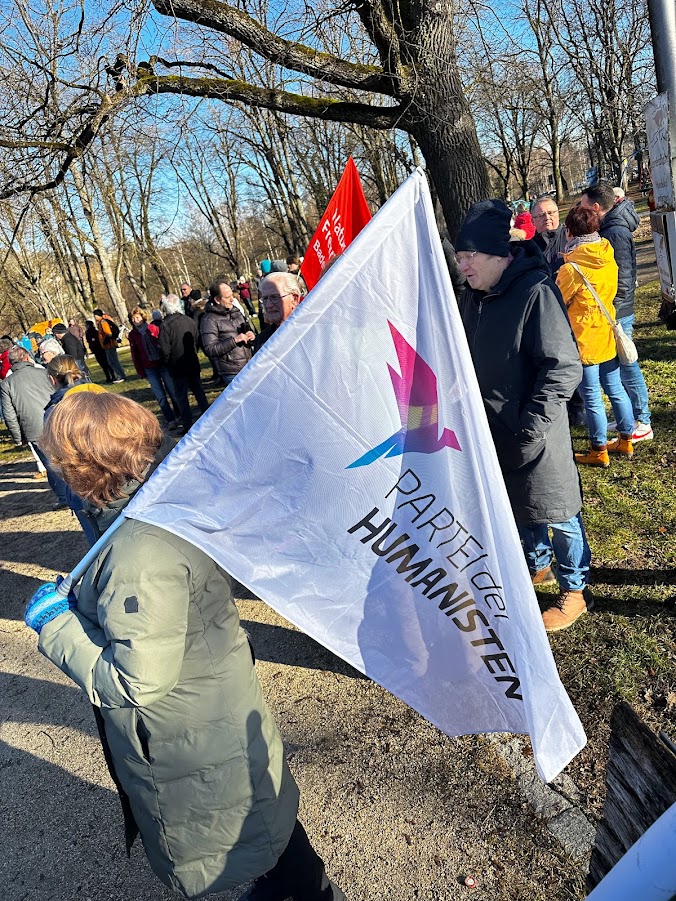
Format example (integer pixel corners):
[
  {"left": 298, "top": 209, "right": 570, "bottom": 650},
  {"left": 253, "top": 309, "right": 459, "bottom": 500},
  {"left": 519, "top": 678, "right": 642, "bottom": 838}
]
[
  {"left": 143, "top": 73, "right": 405, "bottom": 129},
  {"left": 0, "top": 84, "right": 146, "bottom": 201},
  {"left": 152, "top": 0, "right": 399, "bottom": 96}
]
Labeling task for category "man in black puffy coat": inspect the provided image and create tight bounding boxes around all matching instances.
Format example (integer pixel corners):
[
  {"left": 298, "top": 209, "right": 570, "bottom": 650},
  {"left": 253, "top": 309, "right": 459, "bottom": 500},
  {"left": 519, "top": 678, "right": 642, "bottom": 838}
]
[
  {"left": 457, "top": 199, "right": 591, "bottom": 633},
  {"left": 200, "top": 279, "right": 255, "bottom": 387},
  {"left": 580, "top": 184, "right": 652, "bottom": 442}
]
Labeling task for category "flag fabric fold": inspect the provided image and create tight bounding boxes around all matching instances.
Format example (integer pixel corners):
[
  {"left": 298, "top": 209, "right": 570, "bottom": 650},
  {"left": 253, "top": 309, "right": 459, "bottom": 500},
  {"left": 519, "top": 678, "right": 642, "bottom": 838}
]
[{"left": 126, "top": 168, "right": 586, "bottom": 783}]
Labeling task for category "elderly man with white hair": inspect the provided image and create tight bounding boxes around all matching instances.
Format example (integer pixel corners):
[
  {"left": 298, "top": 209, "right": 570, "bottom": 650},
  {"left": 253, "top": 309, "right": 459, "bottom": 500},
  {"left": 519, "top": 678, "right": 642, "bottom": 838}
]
[
  {"left": 254, "top": 272, "right": 302, "bottom": 352},
  {"left": 38, "top": 337, "right": 64, "bottom": 365},
  {"left": 158, "top": 293, "right": 209, "bottom": 434}
]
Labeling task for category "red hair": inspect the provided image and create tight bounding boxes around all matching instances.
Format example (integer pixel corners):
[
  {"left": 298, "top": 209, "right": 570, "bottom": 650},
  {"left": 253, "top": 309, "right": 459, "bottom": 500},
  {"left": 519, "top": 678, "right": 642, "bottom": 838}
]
[{"left": 40, "top": 393, "right": 163, "bottom": 507}]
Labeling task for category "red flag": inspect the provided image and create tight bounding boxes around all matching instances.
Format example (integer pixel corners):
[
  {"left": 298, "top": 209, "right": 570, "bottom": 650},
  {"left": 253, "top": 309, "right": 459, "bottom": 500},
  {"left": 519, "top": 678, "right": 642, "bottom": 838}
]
[{"left": 301, "top": 157, "right": 372, "bottom": 290}]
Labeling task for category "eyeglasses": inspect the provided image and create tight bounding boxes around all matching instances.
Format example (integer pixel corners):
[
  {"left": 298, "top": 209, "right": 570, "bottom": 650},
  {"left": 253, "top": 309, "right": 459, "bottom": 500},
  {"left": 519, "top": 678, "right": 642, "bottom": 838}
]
[
  {"left": 456, "top": 251, "right": 477, "bottom": 264},
  {"left": 261, "top": 292, "right": 293, "bottom": 304},
  {"left": 533, "top": 210, "right": 558, "bottom": 222}
]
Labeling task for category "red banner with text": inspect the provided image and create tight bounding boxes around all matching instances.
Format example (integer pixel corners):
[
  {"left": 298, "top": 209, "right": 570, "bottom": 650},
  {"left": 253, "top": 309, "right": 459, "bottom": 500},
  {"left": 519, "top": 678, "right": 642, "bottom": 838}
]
[{"left": 300, "top": 157, "right": 372, "bottom": 290}]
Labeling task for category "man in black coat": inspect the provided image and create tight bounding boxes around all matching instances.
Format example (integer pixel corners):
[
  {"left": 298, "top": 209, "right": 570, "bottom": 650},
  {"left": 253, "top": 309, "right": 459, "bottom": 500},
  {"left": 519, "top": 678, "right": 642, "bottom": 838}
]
[
  {"left": 158, "top": 295, "right": 209, "bottom": 433},
  {"left": 52, "top": 323, "right": 91, "bottom": 379},
  {"left": 456, "top": 199, "right": 591, "bottom": 633},
  {"left": 531, "top": 196, "right": 567, "bottom": 275}
]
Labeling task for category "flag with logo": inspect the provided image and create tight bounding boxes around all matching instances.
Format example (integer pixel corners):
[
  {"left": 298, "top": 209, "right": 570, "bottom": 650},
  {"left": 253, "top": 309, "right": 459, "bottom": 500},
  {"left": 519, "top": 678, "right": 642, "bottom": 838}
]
[
  {"left": 300, "top": 156, "right": 372, "bottom": 290},
  {"left": 126, "top": 169, "right": 586, "bottom": 782}
]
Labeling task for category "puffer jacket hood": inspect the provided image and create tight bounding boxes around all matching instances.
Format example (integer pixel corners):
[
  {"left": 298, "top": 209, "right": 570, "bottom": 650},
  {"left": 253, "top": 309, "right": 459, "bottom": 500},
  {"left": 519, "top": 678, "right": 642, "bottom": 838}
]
[
  {"left": 483, "top": 240, "right": 550, "bottom": 299},
  {"left": 608, "top": 198, "right": 640, "bottom": 233}
]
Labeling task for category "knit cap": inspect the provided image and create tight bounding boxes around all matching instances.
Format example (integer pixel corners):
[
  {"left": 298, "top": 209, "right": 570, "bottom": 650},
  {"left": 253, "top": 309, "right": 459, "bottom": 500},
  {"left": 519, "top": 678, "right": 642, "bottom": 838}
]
[{"left": 456, "top": 199, "right": 512, "bottom": 258}]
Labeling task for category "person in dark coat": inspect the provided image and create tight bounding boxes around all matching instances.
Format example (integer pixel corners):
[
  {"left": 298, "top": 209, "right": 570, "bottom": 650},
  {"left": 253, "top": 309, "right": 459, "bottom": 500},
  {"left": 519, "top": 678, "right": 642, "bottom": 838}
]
[
  {"left": 29, "top": 392, "right": 345, "bottom": 901},
  {"left": 200, "top": 280, "right": 255, "bottom": 387},
  {"left": 85, "top": 319, "right": 114, "bottom": 382},
  {"left": 158, "top": 294, "right": 209, "bottom": 434},
  {"left": 531, "top": 196, "right": 567, "bottom": 274},
  {"left": 52, "top": 322, "right": 91, "bottom": 379},
  {"left": 128, "top": 307, "right": 179, "bottom": 428},
  {"left": 580, "top": 183, "right": 652, "bottom": 442},
  {"left": 456, "top": 199, "right": 591, "bottom": 633},
  {"left": 531, "top": 196, "right": 584, "bottom": 425}
]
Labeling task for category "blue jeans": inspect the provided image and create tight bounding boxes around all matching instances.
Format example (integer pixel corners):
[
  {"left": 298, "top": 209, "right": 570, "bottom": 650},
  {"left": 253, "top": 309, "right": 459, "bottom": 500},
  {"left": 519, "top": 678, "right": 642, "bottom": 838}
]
[
  {"left": 518, "top": 513, "right": 591, "bottom": 592},
  {"left": 145, "top": 366, "right": 179, "bottom": 424},
  {"left": 579, "top": 358, "right": 634, "bottom": 445},
  {"left": 105, "top": 347, "right": 126, "bottom": 381},
  {"left": 617, "top": 314, "right": 651, "bottom": 424}
]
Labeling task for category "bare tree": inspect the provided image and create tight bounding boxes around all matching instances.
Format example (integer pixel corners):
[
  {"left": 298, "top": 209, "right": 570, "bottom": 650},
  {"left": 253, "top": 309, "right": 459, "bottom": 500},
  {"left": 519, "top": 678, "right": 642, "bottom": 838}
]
[{"left": 539, "top": 0, "right": 653, "bottom": 182}]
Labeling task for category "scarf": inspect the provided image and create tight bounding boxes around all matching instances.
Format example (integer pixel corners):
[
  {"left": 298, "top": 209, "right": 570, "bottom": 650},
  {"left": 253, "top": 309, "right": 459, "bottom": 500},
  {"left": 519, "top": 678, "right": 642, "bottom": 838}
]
[{"left": 565, "top": 232, "right": 601, "bottom": 253}]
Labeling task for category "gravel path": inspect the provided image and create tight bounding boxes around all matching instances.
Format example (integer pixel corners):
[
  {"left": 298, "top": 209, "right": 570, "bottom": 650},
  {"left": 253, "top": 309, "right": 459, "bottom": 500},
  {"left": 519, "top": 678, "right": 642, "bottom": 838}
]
[{"left": 1, "top": 457, "right": 589, "bottom": 901}]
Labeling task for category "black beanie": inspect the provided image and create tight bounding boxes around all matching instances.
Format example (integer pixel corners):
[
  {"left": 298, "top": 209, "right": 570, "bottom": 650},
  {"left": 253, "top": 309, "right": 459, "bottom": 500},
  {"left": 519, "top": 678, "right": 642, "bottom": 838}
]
[{"left": 456, "top": 199, "right": 512, "bottom": 258}]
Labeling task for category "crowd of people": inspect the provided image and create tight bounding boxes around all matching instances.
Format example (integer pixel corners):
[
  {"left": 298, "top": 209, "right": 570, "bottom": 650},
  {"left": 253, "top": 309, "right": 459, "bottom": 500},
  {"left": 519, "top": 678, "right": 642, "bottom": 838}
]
[
  {"left": 456, "top": 182, "right": 651, "bottom": 633},
  {"left": 4, "top": 184, "right": 655, "bottom": 901}
]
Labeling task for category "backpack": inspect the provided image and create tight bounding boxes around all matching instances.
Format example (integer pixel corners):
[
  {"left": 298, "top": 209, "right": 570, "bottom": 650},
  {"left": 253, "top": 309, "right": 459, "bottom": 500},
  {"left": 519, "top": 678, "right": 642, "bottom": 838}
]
[{"left": 106, "top": 317, "right": 121, "bottom": 342}]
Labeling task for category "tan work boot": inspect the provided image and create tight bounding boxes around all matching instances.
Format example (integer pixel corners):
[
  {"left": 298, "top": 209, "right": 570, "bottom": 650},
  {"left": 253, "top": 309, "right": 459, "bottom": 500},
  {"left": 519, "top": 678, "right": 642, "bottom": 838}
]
[
  {"left": 607, "top": 436, "right": 634, "bottom": 459},
  {"left": 542, "top": 590, "right": 591, "bottom": 632},
  {"left": 575, "top": 446, "right": 609, "bottom": 468},
  {"left": 532, "top": 566, "right": 557, "bottom": 586}
]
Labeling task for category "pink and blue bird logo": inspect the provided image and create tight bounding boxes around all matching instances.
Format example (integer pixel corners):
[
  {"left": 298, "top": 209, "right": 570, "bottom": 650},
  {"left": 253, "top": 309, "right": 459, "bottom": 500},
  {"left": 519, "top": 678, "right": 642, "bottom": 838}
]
[{"left": 347, "top": 322, "right": 462, "bottom": 469}]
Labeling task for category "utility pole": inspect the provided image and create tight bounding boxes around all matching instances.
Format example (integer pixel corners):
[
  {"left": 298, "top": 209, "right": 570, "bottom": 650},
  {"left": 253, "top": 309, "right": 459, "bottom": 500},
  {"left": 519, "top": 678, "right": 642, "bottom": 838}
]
[
  {"left": 647, "top": 0, "right": 676, "bottom": 97},
  {"left": 646, "top": 0, "right": 676, "bottom": 308}
]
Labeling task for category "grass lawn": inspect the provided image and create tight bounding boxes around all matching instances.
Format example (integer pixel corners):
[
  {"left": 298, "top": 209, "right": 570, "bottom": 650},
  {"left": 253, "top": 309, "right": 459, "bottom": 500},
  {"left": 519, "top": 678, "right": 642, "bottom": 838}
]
[{"left": 1, "top": 296, "right": 674, "bottom": 816}]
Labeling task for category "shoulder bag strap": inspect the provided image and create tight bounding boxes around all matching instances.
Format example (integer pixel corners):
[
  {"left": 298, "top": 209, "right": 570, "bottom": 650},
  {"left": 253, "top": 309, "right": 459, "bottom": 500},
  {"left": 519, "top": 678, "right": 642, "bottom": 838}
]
[{"left": 568, "top": 261, "right": 616, "bottom": 328}]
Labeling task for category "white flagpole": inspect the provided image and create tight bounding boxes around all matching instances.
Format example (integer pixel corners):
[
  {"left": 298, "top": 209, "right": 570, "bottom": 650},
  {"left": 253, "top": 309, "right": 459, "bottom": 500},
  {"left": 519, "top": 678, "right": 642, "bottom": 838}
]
[{"left": 55, "top": 514, "right": 127, "bottom": 597}]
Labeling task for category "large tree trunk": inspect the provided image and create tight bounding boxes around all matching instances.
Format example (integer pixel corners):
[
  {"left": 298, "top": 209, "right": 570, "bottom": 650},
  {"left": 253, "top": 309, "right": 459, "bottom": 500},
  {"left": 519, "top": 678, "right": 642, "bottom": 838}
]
[{"left": 404, "top": 2, "right": 490, "bottom": 239}]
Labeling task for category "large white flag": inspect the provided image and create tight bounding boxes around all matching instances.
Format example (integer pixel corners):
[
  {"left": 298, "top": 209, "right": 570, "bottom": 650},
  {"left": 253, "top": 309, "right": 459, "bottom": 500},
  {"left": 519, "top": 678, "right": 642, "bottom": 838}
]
[{"left": 126, "top": 169, "right": 586, "bottom": 782}]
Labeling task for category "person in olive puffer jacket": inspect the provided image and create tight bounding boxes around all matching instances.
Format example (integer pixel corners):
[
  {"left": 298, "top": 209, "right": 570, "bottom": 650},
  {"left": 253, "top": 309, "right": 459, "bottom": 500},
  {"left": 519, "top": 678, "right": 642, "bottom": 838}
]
[{"left": 30, "top": 392, "right": 345, "bottom": 901}]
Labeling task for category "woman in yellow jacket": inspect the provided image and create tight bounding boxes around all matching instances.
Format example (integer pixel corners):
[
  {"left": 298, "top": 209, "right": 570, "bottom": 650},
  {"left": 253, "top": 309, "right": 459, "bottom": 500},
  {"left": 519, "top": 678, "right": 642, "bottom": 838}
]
[{"left": 556, "top": 205, "right": 635, "bottom": 467}]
